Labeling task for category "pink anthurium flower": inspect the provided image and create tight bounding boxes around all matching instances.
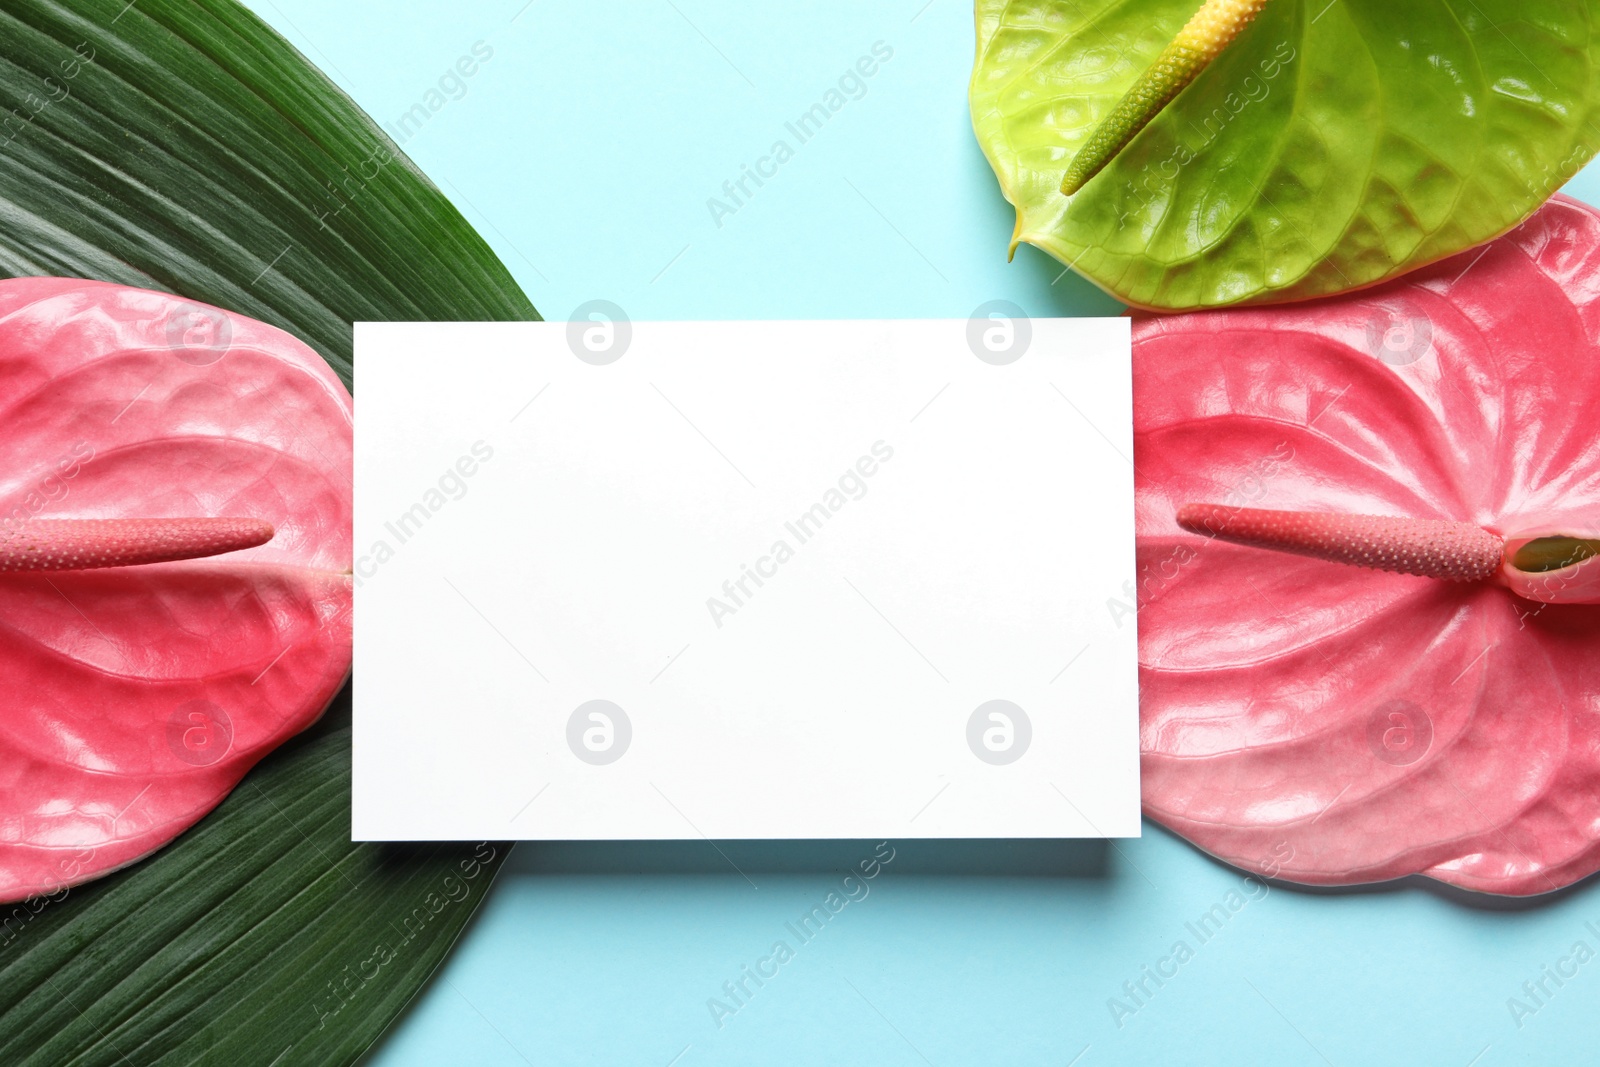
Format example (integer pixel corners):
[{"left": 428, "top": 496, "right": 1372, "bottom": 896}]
[
  {"left": 0, "top": 277, "right": 351, "bottom": 903},
  {"left": 1133, "top": 194, "right": 1600, "bottom": 896}
]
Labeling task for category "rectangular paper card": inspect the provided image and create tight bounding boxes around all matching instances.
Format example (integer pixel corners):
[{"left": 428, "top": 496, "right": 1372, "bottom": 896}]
[{"left": 353, "top": 317, "right": 1138, "bottom": 840}]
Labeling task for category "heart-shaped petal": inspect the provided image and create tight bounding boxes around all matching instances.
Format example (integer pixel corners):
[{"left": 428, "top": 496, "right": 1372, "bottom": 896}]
[
  {"left": 971, "top": 0, "right": 1600, "bottom": 309},
  {"left": 0, "top": 277, "right": 352, "bottom": 902},
  {"left": 1134, "top": 195, "right": 1600, "bottom": 895}
]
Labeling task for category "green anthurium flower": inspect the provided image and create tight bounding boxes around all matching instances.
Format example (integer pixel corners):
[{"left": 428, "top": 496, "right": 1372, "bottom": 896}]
[{"left": 969, "top": 0, "right": 1600, "bottom": 310}]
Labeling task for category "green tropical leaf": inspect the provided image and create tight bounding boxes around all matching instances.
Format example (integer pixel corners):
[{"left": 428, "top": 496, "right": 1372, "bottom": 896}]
[
  {"left": 0, "top": 0, "right": 536, "bottom": 384},
  {"left": 0, "top": 692, "right": 508, "bottom": 1066},
  {"left": 970, "top": 0, "right": 1600, "bottom": 310},
  {"left": 0, "top": 0, "right": 534, "bottom": 1062}
]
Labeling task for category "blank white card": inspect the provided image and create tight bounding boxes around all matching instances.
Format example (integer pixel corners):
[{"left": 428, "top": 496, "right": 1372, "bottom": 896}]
[{"left": 353, "top": 317, "right": 1138, "bottom": 840}]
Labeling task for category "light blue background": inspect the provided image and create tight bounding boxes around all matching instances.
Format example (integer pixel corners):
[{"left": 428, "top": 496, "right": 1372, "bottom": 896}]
[{"left": 240, "top": 2, "right": 1600, "bottom": 1063}]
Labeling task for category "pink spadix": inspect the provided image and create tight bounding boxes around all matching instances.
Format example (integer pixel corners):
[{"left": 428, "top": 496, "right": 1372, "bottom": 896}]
[
  {"left": 0, "top": 517, "right": 274, "bottom": 572},
  {"left": 1134, "top": 196, "right": 1600, "bottom": 896},
  {"left": 0, "top": 276, "right": 353, "bottom": 905},
  {"left": 1176, "top": 504, "right": 1600, "bottom": 603},
  {"left": 1175, "top": 504, "right": 1503, "bottom": 582}
]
